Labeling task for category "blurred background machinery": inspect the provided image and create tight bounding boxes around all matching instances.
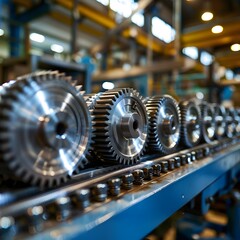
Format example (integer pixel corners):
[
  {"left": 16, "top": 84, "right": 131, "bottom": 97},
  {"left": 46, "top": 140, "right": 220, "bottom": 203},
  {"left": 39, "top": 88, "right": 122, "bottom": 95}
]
[{"left": 1, "top": 0, "right": 240, "bottom": 240}]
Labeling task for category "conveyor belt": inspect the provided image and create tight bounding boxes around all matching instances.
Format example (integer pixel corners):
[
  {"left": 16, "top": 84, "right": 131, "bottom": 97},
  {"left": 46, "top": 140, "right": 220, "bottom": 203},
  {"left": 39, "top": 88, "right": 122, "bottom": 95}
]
[{"left": 1, "top": 138, "right": 239, "bottom": 240}]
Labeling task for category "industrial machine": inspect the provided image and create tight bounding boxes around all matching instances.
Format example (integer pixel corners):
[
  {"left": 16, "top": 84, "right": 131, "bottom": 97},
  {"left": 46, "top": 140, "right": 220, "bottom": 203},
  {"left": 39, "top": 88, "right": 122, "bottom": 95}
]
[{"left": 0, "top": 71, "right": 240, "bottom": 240}]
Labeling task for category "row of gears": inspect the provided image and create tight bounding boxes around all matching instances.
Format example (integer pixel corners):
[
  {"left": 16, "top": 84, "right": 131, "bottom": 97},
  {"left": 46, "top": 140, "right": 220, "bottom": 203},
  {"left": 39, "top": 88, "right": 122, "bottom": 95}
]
[{"left": 0, "top": 71, "right": 239, "bottom": 187}]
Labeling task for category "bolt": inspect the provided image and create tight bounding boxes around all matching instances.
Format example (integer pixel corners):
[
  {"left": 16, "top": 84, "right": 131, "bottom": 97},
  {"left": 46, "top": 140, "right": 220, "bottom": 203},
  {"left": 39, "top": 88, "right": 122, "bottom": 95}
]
[
  {"left": 0, "top": 216, "right": 15, "bottom": 239},
  {"left": 71, "top": 189, "right": 90, "bottom": 209},
  {"left": 27, "top": 205, "right": 44, "bottom": 233},
  {"left": 48, "top": 196, "right": 71, "bottom": 221},
  {"left": 167, "top": 159, "right": 175, "bottom": 170},
  {"left": 191, "top": 151, "right": 196, "bottom": 161},
  {"left": 203, "top": 147, "right": 210, "bottom": 157},
  {"left": 132, "top": 170, "right": 144, "bottom": 185},
  {"left": 174, "top": 157, "right": 181, "bottom": 168},
  {"left": 180, "top": 154, "right": 187, "bottom": 165},
  {"left": 121, "top": 173, "right": 134, "bottom": 190},
  {"left": 143, "top": 167, "right": 153, "bottom": 180},
  {"left": 186, "top": 153, "right": 192, "bottom": 164},
  {"left": 196, "top": 149, "right": 203, "bottom": 160},
  {"left": 108, "top": 178, "right": 121, "bottom": 196},
  {"left": 91, "top": 183, "right": 108, "bottom": 202},
  {"left": 152, "top": 164, "right": 161, "bottom": 177},
  {"left": 160, "top": 161, "right": 169, "bottom": 173}
]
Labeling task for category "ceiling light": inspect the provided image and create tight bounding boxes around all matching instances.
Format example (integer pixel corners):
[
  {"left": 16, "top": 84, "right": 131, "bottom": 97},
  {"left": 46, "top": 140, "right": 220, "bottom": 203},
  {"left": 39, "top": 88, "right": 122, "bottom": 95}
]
[
  {"left": 231, "top": 44, "right": 240, "bottom": 52},
  {"left": 211, "top": 25, "right": 223, "bottom": 34},
  {"left": 0, "top": 29, "right": 4, "bottom": 36},
  {"left": 102, "top": 82, "right": 114, "bottom": 90},
  {"left": 50, "top": 44, "right": 64, "bottom": 53},
  {"left": 30, "top": 33, "right": 45, "bottom": 43},
  {"left": 201, "top": 12, "right": 213, "bottom": 21}
]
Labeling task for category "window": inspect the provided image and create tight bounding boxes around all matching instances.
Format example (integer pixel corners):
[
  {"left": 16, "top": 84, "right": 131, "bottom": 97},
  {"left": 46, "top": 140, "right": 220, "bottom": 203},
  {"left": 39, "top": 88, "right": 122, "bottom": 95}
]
[
  {"left": 200, "top": 51, "right": 213, "bottom": 66},
  {"left": 96, "top": 0, "right": 144, "bottom": 27},
  {"left": 152, "top": 17, "right": 175, "bottom": 43},
  {"left": 96, "top": 0, "right": 109, "bottom": 6},
  {"left": 182, "top": 47, "right": 198, "bottom": 60}
]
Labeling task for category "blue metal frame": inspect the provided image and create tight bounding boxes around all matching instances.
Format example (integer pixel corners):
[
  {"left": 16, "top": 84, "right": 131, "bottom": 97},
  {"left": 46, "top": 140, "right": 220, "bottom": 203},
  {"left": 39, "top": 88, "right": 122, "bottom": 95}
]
[{"left": 28, "top": 145, "right": 240, "bottom": 240}]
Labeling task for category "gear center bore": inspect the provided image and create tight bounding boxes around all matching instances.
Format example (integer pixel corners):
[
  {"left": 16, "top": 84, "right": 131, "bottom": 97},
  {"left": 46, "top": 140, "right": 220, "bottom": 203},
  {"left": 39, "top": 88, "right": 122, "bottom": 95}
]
[
  {"left": 39, "top": 111, "right": 72, "bottom": 149},
  {"left": 55, "top": 122, "right": 68, "bottom": 136},
  {"left": 121, "top": 113, "right": 141, "bottom": 139},
  {"left": 162, "top": 115, "right": 176, "bottom": 134}
]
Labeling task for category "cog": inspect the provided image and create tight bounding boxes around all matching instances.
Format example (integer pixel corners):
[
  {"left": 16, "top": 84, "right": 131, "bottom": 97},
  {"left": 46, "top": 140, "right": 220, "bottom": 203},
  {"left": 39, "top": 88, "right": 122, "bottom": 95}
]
[
  {"left": 0, "top": 71, "right": 91, "bottom": 187},
  {"left": 179, "top": 100, "right": 202, "bottom": 148},
  {"left": 145, "top": 95, "right": 181, "bottom": 154},
  {"left": 92, "top": 88, "right": 148, "bottom": 165},
  {"left": 200, "top": 102, "right": 215, "bottom": 143}
]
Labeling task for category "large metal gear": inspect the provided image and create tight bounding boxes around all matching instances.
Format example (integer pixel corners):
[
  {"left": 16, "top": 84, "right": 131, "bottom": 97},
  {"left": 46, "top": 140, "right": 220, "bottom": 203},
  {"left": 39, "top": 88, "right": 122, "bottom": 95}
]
[
  {"left": 179, "top": 100, "right": 201, "bottom": 148},
  {"left": 145, "top": 95, "right": 181, "bottom": 154},
  {"left": 200, "top": 103, "right": 215, "bottom": 143},
  {"left": 225, "top": 107, "right": 236, "bottom": 138},
  {"left": 212, "top": 104, "right": 226, "bottom": 139},
  {"left": 0, "top": 71, "right": 91, "bottom": 187},
  {"left": 92, "top": 88, "right": 148, "bottom": 165}
]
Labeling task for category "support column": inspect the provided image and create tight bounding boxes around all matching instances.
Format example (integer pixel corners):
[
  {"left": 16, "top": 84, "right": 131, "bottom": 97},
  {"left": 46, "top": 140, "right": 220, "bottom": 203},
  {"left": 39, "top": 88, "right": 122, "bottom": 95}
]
[{"left": 71, "top": 0, "right": 79, "bottom": 60}]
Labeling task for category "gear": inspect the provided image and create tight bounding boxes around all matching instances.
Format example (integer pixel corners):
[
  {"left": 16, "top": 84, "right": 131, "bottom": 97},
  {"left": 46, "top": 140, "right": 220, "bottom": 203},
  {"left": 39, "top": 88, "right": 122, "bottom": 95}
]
[
  {"left": 145, "top": 95, "right": 181, "bottom": 154},
  {"left": 225, "top": 107, "right": 236, "bottom": 138},
  {"left": 0, "top": 71, "right": 91, "bottom": 187},
  {"left": 92, "top": 88, "right": 148, "bottom": 165},
  {"left": 200, "top": 102, "right": 215, "bottom": 143},
  {"left": 179, "top": 100, "right": 201, "bottom": 147},
  {"left": 212, "top": 104, "right": 226, "bottom": 139}
]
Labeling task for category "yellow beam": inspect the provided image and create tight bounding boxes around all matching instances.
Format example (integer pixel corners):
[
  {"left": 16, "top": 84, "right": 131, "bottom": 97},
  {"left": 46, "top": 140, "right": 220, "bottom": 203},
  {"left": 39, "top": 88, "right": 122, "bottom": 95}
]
[
  {"left": 182, "top": 19, "right": 240, "bottom": 48},
  {"left": 55, "top": 0, "right": 115, "bottom": 29},
  {"left": 216, "top": 53, "right": 240, "bottom": 68}
]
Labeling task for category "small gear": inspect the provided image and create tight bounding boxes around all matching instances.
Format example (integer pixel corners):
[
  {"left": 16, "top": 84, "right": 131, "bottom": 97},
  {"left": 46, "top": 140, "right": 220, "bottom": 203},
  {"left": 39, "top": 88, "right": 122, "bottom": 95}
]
[
  {"left": 179, "top": 100, "right": 202, "bottom": 147},
  {"left": 0, "top": 71, "right": 91, "bottom": 187},
  {"left": 92, "top": 88, "right": 148, "bottom": 165},
  {"left": 212, "top": 104, "right": 226, "bottom": 139},
  {"left": 200, "top": 102, "right": 215, "bottom": 143},
  {"left": 225, "top": 107, "right": 236, "bottom": 138},
  {"left": 145, "top": 95, "right": 181, "bottom": 154}
]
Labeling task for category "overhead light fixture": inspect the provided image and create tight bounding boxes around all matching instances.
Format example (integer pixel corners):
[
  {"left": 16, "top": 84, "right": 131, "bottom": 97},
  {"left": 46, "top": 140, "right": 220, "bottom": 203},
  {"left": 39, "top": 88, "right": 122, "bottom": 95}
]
[
  {"left": 50, "top": 44, "right": 64, "bottom": 53},
  {"left": 30, "top": 33, "right": 45, "bottom": 43},
  {"left": 201, "top": 12, "right": 213, "bottom": 21},
  {"left": 102, "top": 82, "right": 114, "bottom": 90},
  {"left": 211, "top": 25, "right": 223, "bottom": 34},
  {"left": 0, "top": 29, "right": 4, "bottom": 36},
  {"left": 231, "top": 43, "right": 240, "bottom": 52}
]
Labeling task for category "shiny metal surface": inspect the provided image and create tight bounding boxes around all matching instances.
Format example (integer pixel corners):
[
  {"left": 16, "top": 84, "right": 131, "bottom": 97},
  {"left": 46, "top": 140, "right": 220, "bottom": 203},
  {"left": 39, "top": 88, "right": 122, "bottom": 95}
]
[
  {"left": 92, "top": 88, "right": 148, "bottom": 164},
  {"left": 146, "top": 95, "right": 181, "bottom": 154},
  {"left": 212, "top": 104, "right": 226, "bottom": 139},
  {"left": 200, "top": 103, "right": 215, "bottom": 143},
  {"left": 0, "top": 71, "right": 91, "bottom": 187},
  {"left": 179, "top": 101, "right": 201, "bottom": 147}
]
